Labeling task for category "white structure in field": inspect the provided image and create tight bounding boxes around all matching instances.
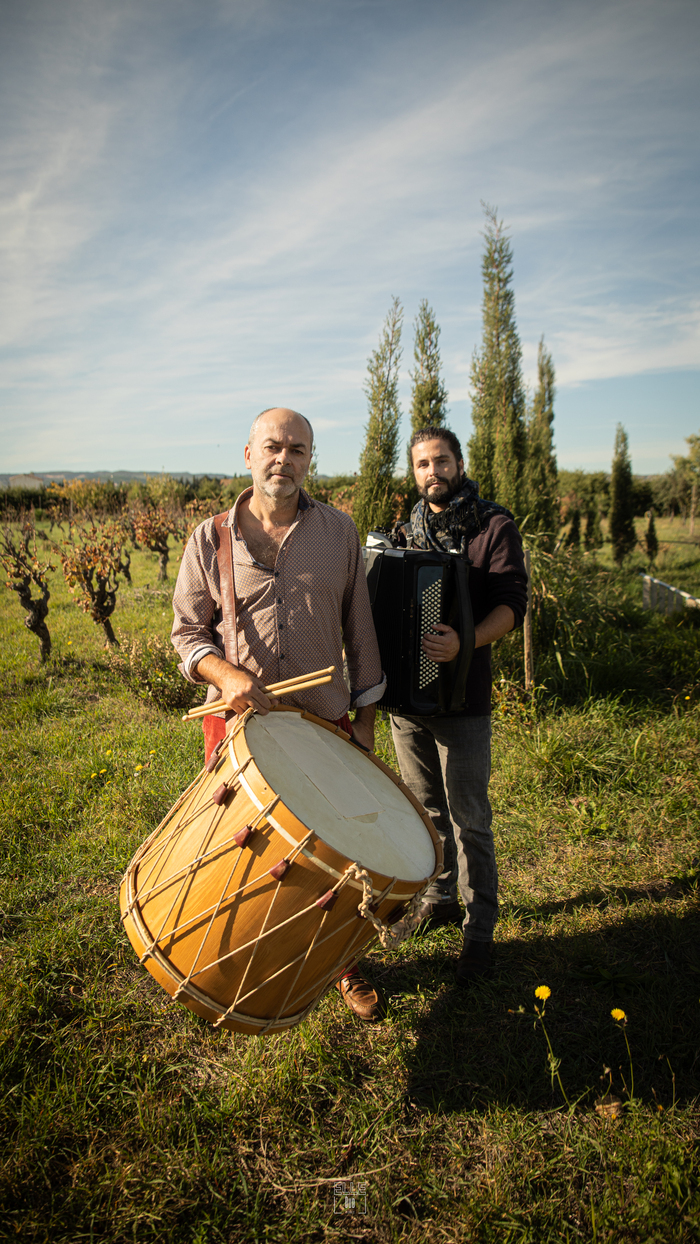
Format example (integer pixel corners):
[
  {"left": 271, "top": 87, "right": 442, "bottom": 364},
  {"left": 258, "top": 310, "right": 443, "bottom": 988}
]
[
  {"left": 8, "top": 473, "right": 45, "bottom": 490},
  {"left": 641, "top": 575, "right": 700, "bottom": 613}
]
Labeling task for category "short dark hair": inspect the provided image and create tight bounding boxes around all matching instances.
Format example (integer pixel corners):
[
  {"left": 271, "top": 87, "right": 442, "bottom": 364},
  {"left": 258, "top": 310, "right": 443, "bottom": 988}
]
[{"left": 409, "top": 425, "right": 463, "bottom": 464}]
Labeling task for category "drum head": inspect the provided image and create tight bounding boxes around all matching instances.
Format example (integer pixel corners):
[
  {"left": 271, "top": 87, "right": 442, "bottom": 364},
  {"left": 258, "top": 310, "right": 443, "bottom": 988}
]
[{"left": 245, "top": 712, "right": 435, "bottom": 882}]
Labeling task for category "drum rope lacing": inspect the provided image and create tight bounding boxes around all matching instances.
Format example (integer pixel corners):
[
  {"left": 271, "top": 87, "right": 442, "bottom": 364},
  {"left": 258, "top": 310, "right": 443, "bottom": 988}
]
[{"left": 344, "top": 863, "right": 428, "bottom": 949}]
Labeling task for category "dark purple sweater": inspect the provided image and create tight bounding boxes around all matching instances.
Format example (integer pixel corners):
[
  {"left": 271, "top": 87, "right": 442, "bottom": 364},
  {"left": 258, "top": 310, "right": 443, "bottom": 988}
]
[{"left": 462, "top": 513, "right": 528, "bottom": 716}]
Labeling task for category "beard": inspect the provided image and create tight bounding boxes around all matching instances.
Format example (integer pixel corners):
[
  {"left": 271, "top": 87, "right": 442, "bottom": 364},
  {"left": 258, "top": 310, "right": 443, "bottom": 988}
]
[
  {"left": 256, "top": 469, "right": 301, "bottom": 500},
  {"left": 418, "top": 468, "right": 463, "bottom": 504}
]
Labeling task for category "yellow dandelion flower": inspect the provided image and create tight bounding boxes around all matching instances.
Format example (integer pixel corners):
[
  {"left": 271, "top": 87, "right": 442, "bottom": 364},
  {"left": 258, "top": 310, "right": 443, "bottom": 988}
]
[
  {"left": 99, "top": 768, "right": 107, "bottom": 774},
  {"left": 90, "top": 772, "right": 97, "bottom": 778},
  {"left": 135, "top": 764, "right": 143, "bottom": 772},
  {"left": 105, "top": 750, "right": 112, "bottom": 756},
  {"left": 149, "top": 750, "right": 156, "bottom": 754},
  {"left": 611, "top": 1008, "right": 626, "bottom": 1022},
  {"left": 535, "top": 985, "right": 551, "bottom": 1001}
]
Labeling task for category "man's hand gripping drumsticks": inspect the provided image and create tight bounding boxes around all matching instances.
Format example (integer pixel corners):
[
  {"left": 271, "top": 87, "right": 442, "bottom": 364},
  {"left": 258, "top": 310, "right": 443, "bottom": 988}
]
[{"left": 184, "top": 658, "right": 335, "bottom": 720}]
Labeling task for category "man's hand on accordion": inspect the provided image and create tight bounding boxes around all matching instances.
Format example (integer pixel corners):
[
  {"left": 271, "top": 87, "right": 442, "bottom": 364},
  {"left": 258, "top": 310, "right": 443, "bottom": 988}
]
[{"left": 421, "top": 623, "right": 460, "bottom": 663}]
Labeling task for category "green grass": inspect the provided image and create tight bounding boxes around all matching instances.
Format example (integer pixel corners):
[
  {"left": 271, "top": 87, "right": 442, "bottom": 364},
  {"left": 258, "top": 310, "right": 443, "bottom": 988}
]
[{"left": 0, "top": 532, "right": 699, "bottom": 1240}]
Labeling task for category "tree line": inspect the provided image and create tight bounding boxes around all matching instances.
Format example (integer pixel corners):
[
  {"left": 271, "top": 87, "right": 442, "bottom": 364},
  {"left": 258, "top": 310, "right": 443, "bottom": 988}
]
[
  {"left": 350, "top": 204, "right": 699, "bottom": 557},
  {"left": 3, "top": 203, "right": 698, "bottom": 666}
]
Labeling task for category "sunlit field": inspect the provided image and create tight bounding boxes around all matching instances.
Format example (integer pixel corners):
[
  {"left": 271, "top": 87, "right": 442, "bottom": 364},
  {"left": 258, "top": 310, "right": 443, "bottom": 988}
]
[{"left": 1, "top": 526, "right": 699, "bottom": 1242}]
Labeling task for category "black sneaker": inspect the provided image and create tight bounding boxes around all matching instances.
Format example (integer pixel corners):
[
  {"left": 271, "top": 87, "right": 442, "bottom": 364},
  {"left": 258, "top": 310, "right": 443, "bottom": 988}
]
[
  {"left": 416, "top": 899, "right": 463, "bottom": 930},
  {"left": 456, "top": 938, "right": 494, "bottom": 987}
]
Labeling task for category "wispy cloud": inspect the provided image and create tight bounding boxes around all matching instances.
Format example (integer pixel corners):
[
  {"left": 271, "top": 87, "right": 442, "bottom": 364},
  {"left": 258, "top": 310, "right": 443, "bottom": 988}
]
[{"left": 1, "top": 0, "right": 699, "bottom": 472}]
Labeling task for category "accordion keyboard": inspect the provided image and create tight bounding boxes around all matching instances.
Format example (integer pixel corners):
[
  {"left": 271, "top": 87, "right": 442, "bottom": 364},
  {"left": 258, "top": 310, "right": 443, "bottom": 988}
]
[{"left": 417, "top": 573, "right": 442, "bottom": 692}]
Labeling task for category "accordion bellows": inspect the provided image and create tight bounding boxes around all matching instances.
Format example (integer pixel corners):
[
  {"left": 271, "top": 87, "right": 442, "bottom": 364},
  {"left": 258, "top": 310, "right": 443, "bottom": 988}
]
[{"left": 365, "top": 547, "right": 475, "bottom": 716}]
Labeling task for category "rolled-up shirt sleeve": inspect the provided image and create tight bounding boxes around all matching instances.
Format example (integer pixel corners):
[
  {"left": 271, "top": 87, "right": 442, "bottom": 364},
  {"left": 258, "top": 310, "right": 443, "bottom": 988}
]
[{"left": 171, "top": 522, "right": 226, "bottom": 684}]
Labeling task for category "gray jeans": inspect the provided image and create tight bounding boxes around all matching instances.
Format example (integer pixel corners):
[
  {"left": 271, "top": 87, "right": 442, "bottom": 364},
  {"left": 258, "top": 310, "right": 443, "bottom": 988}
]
[{"left": 390, "top": 713, "right": 497, "bottom": 942}]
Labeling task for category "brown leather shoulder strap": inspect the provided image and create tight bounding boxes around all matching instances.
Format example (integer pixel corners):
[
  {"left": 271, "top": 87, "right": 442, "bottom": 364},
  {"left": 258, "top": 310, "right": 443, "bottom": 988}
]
[{"left": 213, "top": 512, "right": 239, "bottom": 666}]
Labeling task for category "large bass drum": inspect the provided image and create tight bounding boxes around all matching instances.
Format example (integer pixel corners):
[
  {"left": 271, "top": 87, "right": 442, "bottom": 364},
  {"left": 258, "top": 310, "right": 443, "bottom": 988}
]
[{"left": 120, "top": 708, "right": 441, "bottom": 1036}]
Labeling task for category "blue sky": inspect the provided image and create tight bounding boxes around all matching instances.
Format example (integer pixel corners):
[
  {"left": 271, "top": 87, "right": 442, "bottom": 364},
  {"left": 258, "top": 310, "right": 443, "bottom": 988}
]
[{"left": 1, "top": 0, "right": 698, "bottom": 477}]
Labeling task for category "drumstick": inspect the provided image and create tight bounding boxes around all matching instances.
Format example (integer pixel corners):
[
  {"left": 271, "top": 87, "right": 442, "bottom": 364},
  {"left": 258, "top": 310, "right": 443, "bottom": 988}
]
[
  {"left": 181, "top": 664, "right": 335, "bottom": 721},
  {"left": 266, "top": 665, "right": 335, "bottom": 693},
  {"left": 181, "top": 676, "right": 332, "bottom": 721},
  {"left": 195, "top": 664, "right": 335, "bottom": 706},
  {"left": 181, "top": 672, "right": 335, "bottom": 722}
]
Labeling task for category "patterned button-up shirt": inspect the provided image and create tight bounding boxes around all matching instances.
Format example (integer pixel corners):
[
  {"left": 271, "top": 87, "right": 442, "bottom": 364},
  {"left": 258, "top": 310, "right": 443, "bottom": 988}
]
[{"left": 171, "top": 487, "right": 385, "bottom": 721}]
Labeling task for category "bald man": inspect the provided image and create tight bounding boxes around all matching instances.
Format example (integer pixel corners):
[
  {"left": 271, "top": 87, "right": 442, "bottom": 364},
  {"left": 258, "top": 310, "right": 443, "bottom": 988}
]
[{"left": 172, "top": 407, "right": 387, "bottom": 1021}]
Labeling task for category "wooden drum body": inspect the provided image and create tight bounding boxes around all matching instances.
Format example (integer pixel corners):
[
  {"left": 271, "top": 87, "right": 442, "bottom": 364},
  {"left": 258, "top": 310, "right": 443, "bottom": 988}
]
[{"left": 120, "top": 708, "right": 442, "bottom": 1036}]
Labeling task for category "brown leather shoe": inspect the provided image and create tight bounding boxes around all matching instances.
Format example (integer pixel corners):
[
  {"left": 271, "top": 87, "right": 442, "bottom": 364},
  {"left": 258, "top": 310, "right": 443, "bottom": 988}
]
[
  {"left": 456, "top": 939, "right": 494, "bottom": 987},
  {"left": 336, "top": 970, "right": 386, "bottom": 1022}
]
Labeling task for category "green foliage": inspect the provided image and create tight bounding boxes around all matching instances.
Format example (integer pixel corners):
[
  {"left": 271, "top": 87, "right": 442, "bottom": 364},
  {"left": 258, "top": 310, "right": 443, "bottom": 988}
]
[
  {"left": 609, "top": 423, "right": 637, "bottom": 563},
  {"left": 673, "top": 428, "right": 700, "bottom": 534},
  {"left": 106, "top": 631, "right": 200, "bottom": 711},
  {"left": 583, "top": 503, "right": 603, "bottom": 551},
  {"left": 353, "top": 296, "right": 404, "bottom": 542},
  {"left": 631, "top": 477, "right": 654, "bottom": 515},
  {"left": 493, "top": 540, "right": 700, "bottom": 705},
  {"left": 559, "top": 470, "right": 610, "bottom": 518},
  {"left": 46, "top": 479, "right": 128, "bottom": 516},
  {"left": 127, "top": 474, "right": 189, "bottom": 510},
  {"left": 524, "top": 337, "right": 558, "bottom": 545},
  {"left": 219, "top": 476, "right": 253, "bottom": 507},
  {"left": 565, "top": 508, "right": 580, "bottom": 548},
  {"left": 0, "top": 486, "right": 48, "bottom": 512},
  {"left": 672, "top": 429, "right": 700, "bottom": 490},
  {"left": 650, "top": 465, "right": 692, "bottom": 517},
  {"left": 468, "top": 205, "right": 527, "bottom": 514}
]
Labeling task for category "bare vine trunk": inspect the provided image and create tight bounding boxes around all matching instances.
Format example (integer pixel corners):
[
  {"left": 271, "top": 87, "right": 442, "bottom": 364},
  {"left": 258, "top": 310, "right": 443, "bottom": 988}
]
[
  {"left": 102, "top": 618, "right": 118, "bottom": 646},
  {"left": 17, "top": 580, "right": 52, "bottom": 664}
]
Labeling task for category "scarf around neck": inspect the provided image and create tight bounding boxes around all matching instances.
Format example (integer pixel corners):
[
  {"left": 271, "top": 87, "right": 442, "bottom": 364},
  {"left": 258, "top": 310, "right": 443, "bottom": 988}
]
[{"left": 410, "top": 477, "right": 514, "bottom": 558}]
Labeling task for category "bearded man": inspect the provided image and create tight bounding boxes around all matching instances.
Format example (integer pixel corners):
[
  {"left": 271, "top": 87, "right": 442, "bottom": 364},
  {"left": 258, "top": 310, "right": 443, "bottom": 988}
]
[
  {"left": 391, "top": 425, "right": 528, "bottom": 985},
  {"left": 171, "top": 407, "right": 387, "bottom": 1021}
]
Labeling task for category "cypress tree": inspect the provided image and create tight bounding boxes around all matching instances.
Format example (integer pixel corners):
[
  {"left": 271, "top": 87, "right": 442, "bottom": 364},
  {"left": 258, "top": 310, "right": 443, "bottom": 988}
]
[
  {"left": 583, "top": 504, "right": 603, "bottom": 551},
  {"left": 644, "top": 510, "right": 658, "bottom": 565},
  {"left": 525, "top": 337, "right": 558, "bottom": 545},
  {"left": 468, "top": 204, "right": 527, "bottom": 513},
  {"left": 566, "top": 507, "right": 581, "bottom": 549},
  {"left": 609, "top": 423, "right": 637, "bottom": 563},
  {"left": 408, "top": 301, "right": 448, "bottom": 457},
  {"left": 353, "top": 297, "right": 403, "bottom": 543}
]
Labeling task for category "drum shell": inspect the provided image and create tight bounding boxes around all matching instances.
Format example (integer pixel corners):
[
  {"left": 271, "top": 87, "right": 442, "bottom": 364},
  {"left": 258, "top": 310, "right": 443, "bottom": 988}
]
[{"left": 120, "top": 708, "right": 441, "bottom": 1036}]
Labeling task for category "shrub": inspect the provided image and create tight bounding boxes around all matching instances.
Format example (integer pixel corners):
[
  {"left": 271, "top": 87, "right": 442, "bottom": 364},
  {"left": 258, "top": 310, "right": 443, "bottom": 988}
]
[
  {"left": 0, "top": 516, "right": 55, "bottom": 663},
  {"left": 106, "top": 632, "right": 201, "bottom": 711},
  {"left": 57, "top": 518, "right": 129, "bottom": 646}
]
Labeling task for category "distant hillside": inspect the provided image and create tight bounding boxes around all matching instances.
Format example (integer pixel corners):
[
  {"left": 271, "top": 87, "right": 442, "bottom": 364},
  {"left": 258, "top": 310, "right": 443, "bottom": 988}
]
[{"left": 0, "top": 470, "right": 234, "bottom": 489}]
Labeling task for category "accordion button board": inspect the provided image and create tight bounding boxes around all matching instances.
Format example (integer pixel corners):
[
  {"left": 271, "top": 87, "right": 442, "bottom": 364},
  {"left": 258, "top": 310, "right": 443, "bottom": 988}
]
[{"left": 364, "top": 546, "right": 475, "bottom": 717}]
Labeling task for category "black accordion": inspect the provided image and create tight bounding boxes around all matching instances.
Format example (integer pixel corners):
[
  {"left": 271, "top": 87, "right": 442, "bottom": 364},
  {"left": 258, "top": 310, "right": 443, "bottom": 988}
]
[{"left": 364, "top": 544, "right": 474, "bottom": 716}]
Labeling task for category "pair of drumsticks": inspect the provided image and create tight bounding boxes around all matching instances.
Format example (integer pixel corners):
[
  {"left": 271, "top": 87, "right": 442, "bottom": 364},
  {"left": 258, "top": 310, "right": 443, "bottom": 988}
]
[{"left": 181, "top": 665, "right": 335, "bottom": 722}]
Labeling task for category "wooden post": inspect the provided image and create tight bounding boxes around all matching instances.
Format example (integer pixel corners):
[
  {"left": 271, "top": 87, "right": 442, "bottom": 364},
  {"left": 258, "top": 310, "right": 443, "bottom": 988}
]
[{"left": 523, "top": 548, "right": 534, "bottom": 692}]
